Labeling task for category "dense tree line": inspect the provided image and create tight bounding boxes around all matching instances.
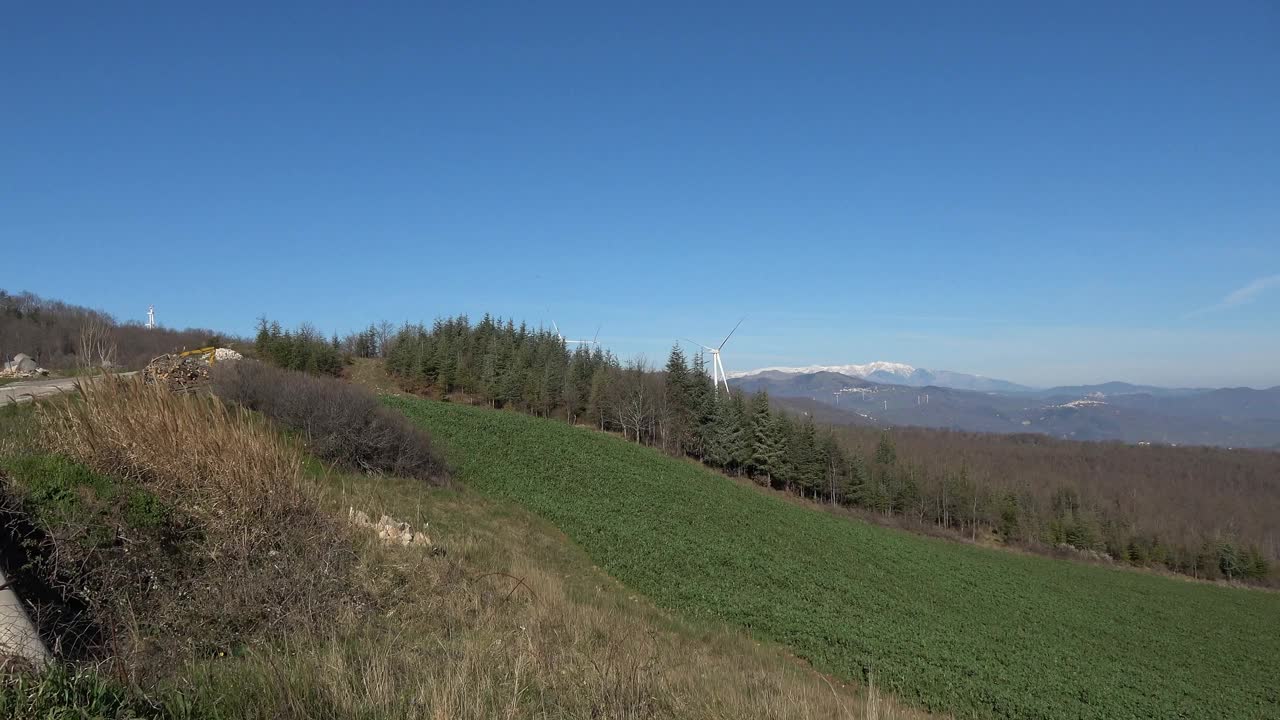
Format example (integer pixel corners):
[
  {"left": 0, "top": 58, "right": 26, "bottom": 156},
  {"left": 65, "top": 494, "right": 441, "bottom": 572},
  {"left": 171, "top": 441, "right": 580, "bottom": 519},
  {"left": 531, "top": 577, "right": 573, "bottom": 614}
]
[
  {"left": 2, "top": 289, "right": 227, "bottom": 370},
  {"left": 386, "top": 315, "right": 619, "bottom": 423},
  {"left": 386, "top": 314, "right": 1275, "bottom": 586},
  {"left": 825, "top": 422, "right": 1280, "bottom": 583},
  {"left": 253, "top": 318, "right": 346, "bottom": 376}
]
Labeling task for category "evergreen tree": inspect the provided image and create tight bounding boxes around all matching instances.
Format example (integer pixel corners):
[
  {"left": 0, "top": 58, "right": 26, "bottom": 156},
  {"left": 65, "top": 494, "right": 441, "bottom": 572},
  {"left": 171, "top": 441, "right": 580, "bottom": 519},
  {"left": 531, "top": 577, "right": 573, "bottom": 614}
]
[
  {"left": 663, "top": 345, "right": 692, "bottom": 454},
  {"left": 727, "top": 391, "right": 752, "bottom": 471},
  {"left": 709, "top": 391, "right": 748, "bottom": 473},
  {"left": 894, "top": 464, "right": 921, "bottom": 517},
  {"left": 790, "top": 416, "right": 822, "bottom": 498},
  {"left": 875, "top": 432, "right": 898, "bottom": 466},
  {"left": 254, "top": 317, "right": 271, "bottom": 354},
  {"left": 1243, "top": 545, "right": 1271, "bottom": 580},
  {"left": 1217, "top": 542, "right": 1243, "bottom": 581},
  {"left": 749, "top": 392, "right": 783, "bottom": 484},
  {"left": 843, "top": 452, "right": 870, "bottom": 507},
  {"left": 770, "top": 413, "right": 796, "bottom": 490},
  {"left": 686, "top": 353, "right": 715, "bottom": 459}
]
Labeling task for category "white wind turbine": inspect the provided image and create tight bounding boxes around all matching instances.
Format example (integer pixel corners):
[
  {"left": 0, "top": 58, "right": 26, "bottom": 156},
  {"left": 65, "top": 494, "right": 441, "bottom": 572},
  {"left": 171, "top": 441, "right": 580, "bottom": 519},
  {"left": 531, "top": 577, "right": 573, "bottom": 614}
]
[
  {"left": 553, "top": 321, "right": 601, "bottom": 348},
  {"left": 685, "top": 318, "right": 743, "bottom": 395}
]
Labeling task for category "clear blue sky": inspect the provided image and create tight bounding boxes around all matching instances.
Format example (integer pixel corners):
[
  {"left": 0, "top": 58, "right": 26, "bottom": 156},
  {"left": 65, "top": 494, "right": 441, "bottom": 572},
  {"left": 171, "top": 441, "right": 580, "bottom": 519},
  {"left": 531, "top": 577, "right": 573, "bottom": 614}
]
[{"left": 3, "top": 2, "right": 1277, "bottom": 388}]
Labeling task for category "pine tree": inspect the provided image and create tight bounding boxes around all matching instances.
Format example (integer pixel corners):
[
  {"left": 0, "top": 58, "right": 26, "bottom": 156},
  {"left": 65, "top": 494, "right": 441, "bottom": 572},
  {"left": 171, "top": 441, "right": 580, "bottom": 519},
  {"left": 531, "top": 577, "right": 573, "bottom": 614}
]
[
  {"left": 875, "top": 432, "right": 897, "bottom": 466},
  {"left": 1217, "top": 542, "right": 1243, "bottom": 581},
  {"left": 843, "top": 452, "right": 870, "bottom": 507},
  {"left": 663, "top": 345, "right": 692, "bottom": 454},
  {"left": 770, "top": 413, "right": 796, "bottom": 490},
  {"left": 686, "top": 353, "right": 715, "bottom": 460},
  {"left": 790, "top": 416, "right": 822, "bottom": 498},
  {"left": 254, "top": 317, "right": 271, "bottom": 354},
  {"left": 748, "top": 392, "right": 782, "bottom": 484},
  {"left": 894, "top": 464, "right": 921, "bottom": 517},
  {"left": 727, "top": 391, "right": 751, "bottom": 471}
]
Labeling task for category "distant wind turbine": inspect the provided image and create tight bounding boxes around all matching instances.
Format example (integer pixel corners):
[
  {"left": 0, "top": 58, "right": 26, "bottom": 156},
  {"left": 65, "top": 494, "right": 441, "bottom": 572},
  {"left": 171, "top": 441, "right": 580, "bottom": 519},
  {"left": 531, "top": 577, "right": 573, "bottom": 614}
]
[
  {"left": 684, "top": 318, "right": 744, "bottom": 395},
  {"left": 553, "top": 321, "right": 601, "bottom": 348}
]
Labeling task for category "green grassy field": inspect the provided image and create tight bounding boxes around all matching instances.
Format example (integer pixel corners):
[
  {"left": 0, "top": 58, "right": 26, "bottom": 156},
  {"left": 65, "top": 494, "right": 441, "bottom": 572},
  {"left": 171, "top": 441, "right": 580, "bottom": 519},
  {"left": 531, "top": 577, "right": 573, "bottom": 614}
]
[{"left": 389, "top": 396, "right": 1280, "bottom": 720}]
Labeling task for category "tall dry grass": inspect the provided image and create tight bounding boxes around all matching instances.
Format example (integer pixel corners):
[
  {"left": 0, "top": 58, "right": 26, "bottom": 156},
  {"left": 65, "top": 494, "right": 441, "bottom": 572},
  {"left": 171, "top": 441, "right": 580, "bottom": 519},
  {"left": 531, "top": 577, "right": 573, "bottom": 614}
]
[
  {"left": 34, "top": 376, "right": 357, "bottom": 682},
  {"left": 41, "top": 375, "right": 305, "bottom": 520}
]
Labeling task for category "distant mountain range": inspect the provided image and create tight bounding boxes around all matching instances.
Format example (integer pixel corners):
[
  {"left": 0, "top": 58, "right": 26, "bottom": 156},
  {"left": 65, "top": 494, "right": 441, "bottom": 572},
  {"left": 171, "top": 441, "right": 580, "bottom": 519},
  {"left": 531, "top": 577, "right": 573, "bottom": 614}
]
[
  {"left": 727, "top": 362, "right": 1032, "bottom": 393},
  {"left": 728, "top": 365, "right": 1280, "bottom": 449}
]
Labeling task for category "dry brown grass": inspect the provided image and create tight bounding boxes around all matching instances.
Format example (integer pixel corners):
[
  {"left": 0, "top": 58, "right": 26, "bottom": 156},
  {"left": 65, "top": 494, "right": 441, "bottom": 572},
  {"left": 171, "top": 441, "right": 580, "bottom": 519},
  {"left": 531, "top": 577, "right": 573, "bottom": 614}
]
[
  {"left": 31, "top": 375, "right": 357, "bottom": 682},
  {"left": 41, "top": 375, "right": 304, "bottom": 519}
]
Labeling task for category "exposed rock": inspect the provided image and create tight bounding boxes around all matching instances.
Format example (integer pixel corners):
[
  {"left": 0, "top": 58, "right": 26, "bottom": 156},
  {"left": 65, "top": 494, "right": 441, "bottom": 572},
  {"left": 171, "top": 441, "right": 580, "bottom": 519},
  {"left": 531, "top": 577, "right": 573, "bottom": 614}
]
[
  {"left": 348, "top": 507, "right": 431, "bottom": 547},
  {"left": 1, "top": 354, "right": 49, "bottom": 379},
  {"left": 3, "top": 354, "right": 37, "bottom": 373}
]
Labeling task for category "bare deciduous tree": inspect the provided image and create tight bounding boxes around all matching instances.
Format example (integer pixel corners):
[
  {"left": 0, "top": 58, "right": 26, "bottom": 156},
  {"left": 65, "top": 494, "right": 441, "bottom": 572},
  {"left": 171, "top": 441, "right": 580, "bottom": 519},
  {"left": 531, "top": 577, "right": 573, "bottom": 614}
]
[{"left": 79, "top": 317, "right": 117, "bottom": 369}]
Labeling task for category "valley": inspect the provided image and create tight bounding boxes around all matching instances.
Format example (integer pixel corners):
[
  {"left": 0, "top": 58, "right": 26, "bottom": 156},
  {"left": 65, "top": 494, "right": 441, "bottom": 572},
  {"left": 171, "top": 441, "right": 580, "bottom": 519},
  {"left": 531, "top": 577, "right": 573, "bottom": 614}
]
[{"left": 731, "top": 367, "right": 1280, "bottom": 448}]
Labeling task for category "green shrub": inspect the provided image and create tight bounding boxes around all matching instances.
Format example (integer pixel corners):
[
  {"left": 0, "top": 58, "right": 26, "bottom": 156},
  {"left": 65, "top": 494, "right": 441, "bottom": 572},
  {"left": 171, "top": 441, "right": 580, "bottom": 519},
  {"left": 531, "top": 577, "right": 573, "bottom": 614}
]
[{"left": 125, "top": 490, "right": 169, "bottom": 528}]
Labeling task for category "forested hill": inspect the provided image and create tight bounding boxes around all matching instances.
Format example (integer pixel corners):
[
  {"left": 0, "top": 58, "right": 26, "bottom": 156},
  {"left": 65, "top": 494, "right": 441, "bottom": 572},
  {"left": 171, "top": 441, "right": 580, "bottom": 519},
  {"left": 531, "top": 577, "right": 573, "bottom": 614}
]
[
  {"left": 376, "top": 314, "right": 1277, "bottom": 586},
  {"left": 1, "top": 289, "right": 227, "bottom": 370}
]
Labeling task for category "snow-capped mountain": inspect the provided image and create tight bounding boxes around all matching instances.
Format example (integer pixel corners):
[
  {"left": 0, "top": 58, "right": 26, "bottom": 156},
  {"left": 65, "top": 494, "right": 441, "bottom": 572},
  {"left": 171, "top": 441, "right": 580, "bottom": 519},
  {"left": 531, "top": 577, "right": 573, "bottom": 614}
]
[
  {"left": 727, "top": 362, "right": 1032, "bottom": 393},
  {"left": 726, "top": 361, "right": 916, "bottom": 380}
]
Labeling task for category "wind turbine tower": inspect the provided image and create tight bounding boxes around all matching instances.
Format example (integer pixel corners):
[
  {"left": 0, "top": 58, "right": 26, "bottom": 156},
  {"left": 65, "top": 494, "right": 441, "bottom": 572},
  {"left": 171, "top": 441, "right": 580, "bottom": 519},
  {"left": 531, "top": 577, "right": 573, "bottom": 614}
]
[{"left": 684, "top": 318, "right": 744, "bottom": 395}]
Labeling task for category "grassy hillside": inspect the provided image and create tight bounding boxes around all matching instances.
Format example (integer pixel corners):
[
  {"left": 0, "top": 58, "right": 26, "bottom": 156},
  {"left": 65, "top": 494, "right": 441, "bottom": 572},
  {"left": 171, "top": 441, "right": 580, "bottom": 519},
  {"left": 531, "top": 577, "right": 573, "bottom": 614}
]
[
  {"left": 2, "top": 382, "right": 918, "bottom": 719},
  {"left": 389, "top": 396, "right": 1280, "bottom": 720}
]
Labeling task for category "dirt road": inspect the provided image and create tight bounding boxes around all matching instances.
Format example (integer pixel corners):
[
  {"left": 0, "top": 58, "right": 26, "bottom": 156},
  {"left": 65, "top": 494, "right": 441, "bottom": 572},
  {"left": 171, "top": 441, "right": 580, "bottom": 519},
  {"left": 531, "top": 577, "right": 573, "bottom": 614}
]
[{"left": 0, "top": 373, "right": 137, "bottom": 406}]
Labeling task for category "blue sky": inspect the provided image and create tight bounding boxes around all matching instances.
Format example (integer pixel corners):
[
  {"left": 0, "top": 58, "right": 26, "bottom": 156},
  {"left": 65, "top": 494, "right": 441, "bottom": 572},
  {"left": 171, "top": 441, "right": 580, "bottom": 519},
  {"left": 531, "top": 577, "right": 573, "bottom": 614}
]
[{"left": 3, "top": 2, "right": 1277, "bottom": 388}]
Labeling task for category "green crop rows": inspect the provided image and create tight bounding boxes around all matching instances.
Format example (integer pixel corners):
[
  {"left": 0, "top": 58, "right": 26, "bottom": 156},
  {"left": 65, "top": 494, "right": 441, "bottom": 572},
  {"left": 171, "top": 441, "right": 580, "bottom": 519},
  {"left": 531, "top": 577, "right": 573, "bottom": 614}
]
[{"left": 389, "top": 396, "right": 1280, "bottom": 720}]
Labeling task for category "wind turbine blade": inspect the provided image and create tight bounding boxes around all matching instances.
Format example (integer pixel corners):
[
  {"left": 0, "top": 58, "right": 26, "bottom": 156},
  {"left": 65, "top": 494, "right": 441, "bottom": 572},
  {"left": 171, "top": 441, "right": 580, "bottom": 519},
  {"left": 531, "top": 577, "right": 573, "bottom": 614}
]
[
  {"left": 552, "top": 320, "right": 560, "bottom": 337},
  {"left": 593, "top": 324, "right": 601, "bottom": 343},
  {"left": 681, "top": 338, "right": 715, "bottom": 352},
  {"left": 718, "top": 317, "right": 745, "bottom": 350}
]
